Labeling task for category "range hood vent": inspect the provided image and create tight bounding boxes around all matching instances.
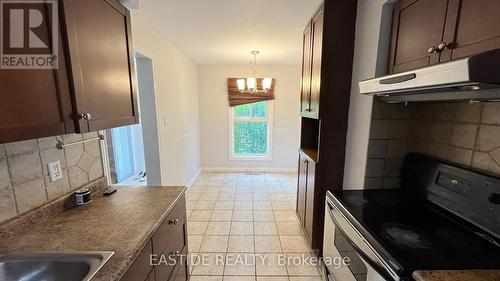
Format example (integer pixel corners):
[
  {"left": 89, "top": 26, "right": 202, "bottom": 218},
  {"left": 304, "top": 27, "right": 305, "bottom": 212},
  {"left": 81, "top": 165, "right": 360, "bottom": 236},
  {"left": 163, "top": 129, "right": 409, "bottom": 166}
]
[{"left": 359, "top": 49, "right": 500, "bottom": 103}]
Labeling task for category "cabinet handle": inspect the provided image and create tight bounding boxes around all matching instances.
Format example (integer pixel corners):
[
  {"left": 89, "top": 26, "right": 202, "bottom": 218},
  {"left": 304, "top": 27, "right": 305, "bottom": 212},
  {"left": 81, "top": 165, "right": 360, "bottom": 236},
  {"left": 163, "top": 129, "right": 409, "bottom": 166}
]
[
  {"left": 168, "top": 218, "right": 179, "bottom": 225},
  {"left": 427, "top": 46, "right": 437, "bottom": 54},
  {"left": 437, "top": 42, "right": 449, "bottom": 51},
  {"left": 79, "top": 113, "right": 92, "bottom": 120}
]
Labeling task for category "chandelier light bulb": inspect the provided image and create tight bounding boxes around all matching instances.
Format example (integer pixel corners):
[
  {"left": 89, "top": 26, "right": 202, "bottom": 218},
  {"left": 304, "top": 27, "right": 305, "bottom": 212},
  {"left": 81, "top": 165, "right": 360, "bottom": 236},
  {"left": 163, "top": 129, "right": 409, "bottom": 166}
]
[
  {"left": 237, "top": 79, "right": 246, "bottom": 92},
  {"left": 247, "top": 77, "right": 256, "bottom": 91},
  {"left": 263, "top": 78, "right": 272, "bottom": 91}
]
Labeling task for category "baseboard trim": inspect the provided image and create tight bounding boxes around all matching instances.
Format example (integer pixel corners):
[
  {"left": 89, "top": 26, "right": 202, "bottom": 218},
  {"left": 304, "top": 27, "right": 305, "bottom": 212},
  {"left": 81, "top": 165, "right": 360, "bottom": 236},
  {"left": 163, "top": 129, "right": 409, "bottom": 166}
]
[
  {"left": 186, "top": 169, "right": 201, "bottom": 188},
  {"left": 201, "top": 167, "right": 298, "bottom": 173}
]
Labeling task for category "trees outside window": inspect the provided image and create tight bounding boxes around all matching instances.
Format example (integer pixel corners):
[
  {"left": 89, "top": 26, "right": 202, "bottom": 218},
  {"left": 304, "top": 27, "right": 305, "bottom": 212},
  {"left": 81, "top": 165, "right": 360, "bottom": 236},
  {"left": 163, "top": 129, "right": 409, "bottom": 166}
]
[{"left": 230, "top": 101, "right": 273, "bottom": 160}]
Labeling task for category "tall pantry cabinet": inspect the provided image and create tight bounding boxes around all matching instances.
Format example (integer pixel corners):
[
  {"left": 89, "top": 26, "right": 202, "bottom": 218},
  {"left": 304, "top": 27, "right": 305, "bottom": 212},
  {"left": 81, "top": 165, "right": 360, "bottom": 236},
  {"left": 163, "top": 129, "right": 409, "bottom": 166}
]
[{"left": 296, "top": 0, "right": 357, "bottom": 254}]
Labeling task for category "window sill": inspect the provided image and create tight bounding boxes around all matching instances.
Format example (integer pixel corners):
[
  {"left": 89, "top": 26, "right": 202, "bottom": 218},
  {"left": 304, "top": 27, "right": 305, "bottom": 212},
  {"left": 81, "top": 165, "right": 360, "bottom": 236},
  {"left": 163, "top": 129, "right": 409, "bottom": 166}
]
[{"left": 230, "top": 155, "right": 272, "bottom": 162}]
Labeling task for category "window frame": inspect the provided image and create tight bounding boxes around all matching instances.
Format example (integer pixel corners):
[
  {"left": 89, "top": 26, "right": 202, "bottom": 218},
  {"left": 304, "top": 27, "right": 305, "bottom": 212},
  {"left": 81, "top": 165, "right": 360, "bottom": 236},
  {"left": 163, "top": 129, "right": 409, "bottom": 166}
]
[{"left": 229, "top": 101, "right": 274, "bottom": 161}]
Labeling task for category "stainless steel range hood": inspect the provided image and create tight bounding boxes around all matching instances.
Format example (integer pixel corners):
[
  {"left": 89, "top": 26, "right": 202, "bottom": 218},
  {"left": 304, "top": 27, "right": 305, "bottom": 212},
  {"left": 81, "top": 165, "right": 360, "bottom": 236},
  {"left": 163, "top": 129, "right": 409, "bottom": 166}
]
[{"left": 359, "top": 49, "right": 500, "bottom": 103}]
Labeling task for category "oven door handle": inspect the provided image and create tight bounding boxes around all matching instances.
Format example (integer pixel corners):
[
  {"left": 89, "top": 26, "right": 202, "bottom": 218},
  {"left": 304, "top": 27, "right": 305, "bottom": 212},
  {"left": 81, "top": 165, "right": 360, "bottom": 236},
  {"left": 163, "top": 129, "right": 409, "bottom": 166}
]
[
  {"left": 324, "top": 264, "right": 336, "bottom": 281},
  {"left": 353, "top": 243, "right": 393, "bottom": 281},
  {"left": 326, "top": 200, "right": 398, "bottom": 281}
]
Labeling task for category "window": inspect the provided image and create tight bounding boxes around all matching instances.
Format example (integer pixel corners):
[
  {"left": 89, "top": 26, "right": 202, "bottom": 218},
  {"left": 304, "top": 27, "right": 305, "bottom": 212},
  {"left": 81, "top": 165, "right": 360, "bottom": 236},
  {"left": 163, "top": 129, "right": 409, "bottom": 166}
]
[{"left": 230, "top": 101, "right": 273, "bottom": 160}]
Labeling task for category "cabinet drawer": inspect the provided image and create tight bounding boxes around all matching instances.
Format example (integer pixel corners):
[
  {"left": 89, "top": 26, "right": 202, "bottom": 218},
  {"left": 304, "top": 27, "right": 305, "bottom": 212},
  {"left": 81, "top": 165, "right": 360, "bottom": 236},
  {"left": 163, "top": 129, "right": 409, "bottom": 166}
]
[
  {"left": 120, "top": 240, "right": 153, "bottom": 281},
  {"left": 155, "top": 247, "right": 188, "bottom": 281},
  {"left": 168, "top": 247, "right": 188, "bottom": 281},
  {"left": 155, "top": 244, "right": 184, "bottom": 281},
  {"left": 147, "top": 267, "right": 156, "bottom": 281},
  {"left": 153, "top": 196, "right": 187, "bottom": 254}
]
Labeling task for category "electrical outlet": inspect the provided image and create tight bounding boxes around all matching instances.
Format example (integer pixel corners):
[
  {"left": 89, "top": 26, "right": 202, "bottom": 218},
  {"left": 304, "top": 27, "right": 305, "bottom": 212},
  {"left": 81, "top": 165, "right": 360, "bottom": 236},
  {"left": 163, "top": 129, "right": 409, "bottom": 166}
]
[{"left": 48, "top": 161, "right": 63, "bottom": 183}]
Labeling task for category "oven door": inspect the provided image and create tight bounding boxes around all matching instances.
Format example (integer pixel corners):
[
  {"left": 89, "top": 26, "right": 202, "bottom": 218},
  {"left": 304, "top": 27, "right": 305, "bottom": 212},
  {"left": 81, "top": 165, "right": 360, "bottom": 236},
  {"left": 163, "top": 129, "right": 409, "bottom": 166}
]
[{"left": 323, "top": 196, "right": 399, "bottom": 281}]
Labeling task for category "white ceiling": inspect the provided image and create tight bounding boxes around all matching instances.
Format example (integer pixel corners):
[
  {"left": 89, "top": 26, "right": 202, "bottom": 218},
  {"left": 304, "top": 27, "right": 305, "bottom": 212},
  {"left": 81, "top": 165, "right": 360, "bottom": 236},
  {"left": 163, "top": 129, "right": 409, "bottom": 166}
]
[{"left": 133, "top": 0, "right": 323, "bottom": 65}]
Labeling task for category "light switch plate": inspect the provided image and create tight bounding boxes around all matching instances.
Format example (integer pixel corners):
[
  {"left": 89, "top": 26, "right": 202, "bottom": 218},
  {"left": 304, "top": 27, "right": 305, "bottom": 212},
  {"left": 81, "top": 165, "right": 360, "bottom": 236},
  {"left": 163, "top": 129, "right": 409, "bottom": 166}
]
[{"left": 48, "top": 161, "right": 63, "bottom": 182}]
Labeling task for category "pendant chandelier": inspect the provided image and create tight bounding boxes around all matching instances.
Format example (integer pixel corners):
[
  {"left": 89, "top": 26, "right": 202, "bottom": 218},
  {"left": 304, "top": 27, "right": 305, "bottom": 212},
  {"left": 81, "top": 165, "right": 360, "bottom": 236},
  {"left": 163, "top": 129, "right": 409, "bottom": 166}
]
[{"left": 237, "top": 51, "right": 272, "bottom": 94}]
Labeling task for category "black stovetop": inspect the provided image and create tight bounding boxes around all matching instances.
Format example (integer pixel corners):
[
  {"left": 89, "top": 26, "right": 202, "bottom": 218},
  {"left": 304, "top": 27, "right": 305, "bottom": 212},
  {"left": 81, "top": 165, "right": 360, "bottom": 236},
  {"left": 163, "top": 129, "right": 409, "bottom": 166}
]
[
  {"left": 331, "top": 153, "right": 500, "bottom": 277},
  {"left": 332, "top": 189, "right": 500, "bottom": 274}
]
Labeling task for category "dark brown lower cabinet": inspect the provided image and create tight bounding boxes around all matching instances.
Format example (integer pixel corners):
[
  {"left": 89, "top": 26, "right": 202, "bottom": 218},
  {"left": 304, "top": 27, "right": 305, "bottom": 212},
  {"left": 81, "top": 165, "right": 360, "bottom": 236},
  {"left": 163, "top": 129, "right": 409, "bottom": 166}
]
[
  {"left": 168, "top": 247, "right": 188, "bottom": 281},
  {"left": 119, "top": 240, "right": 153, "bottom": 281},
  {"left": 153, "top": 198, "right": 187, "bottom": 281},
  {"left": 121, "top": 195, "right": 189, "bottom": 281},
  {"left": 296, "top": 150, "right": 317, "bottom": 244},
  {"left": 147, "top": 268, "right": 156, "bottom": 281},
  {"left": 304, "top": 158, "right": 316, "bottom": 243},
  {"left": 297, "top": 154, "right": 308, "bottom": 225}
]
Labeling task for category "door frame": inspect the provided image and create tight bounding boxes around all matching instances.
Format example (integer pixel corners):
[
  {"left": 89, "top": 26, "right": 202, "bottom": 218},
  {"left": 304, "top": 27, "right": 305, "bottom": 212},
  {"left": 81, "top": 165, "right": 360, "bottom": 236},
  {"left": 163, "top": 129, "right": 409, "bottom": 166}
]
[{"left": 100, "top": 46, "right": 163, "bottom": 185}]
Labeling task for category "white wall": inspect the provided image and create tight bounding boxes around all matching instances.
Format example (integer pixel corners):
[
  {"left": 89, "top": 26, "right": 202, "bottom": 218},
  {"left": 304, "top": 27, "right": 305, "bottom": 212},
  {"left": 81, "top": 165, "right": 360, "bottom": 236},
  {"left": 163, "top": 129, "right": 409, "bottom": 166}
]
[
  {"left": 131, "top": 14, "right": 201, "bottom": 186},
  {"left": 198, "top": 65, "right": 301, "bottom": 172},
  {"left": 343, "top": 0, "right": 395, "bottom": 189}
]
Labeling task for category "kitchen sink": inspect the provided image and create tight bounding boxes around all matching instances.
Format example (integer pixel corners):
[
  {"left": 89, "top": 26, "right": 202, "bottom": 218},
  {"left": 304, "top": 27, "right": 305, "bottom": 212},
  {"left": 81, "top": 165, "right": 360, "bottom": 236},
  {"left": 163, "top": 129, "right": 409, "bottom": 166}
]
[{"left": 0, "top": 251, "right": 114, "bottom": 281}]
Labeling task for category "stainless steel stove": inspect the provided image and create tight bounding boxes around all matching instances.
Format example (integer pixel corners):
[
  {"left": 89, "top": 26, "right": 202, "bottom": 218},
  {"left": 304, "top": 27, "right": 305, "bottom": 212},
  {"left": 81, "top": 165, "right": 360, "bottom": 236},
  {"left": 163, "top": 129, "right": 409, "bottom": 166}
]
[{"left": 323, "top": 153, "right": 500, "bottom": 281}]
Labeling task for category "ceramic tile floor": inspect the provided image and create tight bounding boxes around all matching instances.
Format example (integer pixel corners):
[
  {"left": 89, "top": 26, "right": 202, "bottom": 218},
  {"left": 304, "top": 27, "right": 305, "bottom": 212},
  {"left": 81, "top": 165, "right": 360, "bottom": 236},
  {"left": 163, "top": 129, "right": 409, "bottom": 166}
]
[{"left": 185, "top": 172, "right": 323, "bottom": 281}]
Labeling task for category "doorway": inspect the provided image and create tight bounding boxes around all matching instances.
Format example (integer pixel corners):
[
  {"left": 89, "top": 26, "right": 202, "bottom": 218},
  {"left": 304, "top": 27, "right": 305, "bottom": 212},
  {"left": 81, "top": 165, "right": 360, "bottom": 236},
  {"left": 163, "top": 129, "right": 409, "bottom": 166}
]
[
  {"left": 102, "top": 51, "right": 162, "bottom": 186},
  {"left": 105, "top": 125, "right": 146, "bottom": 185}
]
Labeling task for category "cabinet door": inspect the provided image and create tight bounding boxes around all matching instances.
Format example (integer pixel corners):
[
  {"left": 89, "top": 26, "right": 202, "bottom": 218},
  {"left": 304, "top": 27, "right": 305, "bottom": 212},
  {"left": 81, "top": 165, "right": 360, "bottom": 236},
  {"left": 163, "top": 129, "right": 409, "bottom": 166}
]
[
  {"left": 147, "top": 268, "right": 156, "bottom": 281},
  {"left": 440, "top": 0, "right": 500, "bottom": 61},
  {"left": 300, "top": 22, "right": 312, "bottom": 116},
  {"left": 309, "top": 6, "right": 323, "bottom": 119},
  {"left": 304, "top": 160, "right": 315, "bottom": 242},
  {"left": 0, "top": 9, "right": 74, "bottom": 144},
  {"left": 120, "top": 240, "right": 153, "bottom": 281},
  {"left": 168, "top": 247, "right": 188, "bottom": 281},
  {"left": 154, "top": 197, "right": 187, "bottom": 281},
  {"left": 296, "top": 153, "right": 308, "bottom": 226},
  {"left": 388, "top": 0, "right": 449, "bottom": 74},
  {"left": 62, "top": 0, "right": 138, "bottom": 132}
]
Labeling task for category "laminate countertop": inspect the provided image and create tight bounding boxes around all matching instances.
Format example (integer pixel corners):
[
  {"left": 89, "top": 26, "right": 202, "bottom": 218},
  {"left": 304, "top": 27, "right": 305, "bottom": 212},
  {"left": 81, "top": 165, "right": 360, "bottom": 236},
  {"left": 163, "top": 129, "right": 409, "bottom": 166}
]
[
  {"left": 413, "top": 270, "right": 500, "bottom": 281},
  {"left": 0, "top": 185, "right": 186, "bottom": 281}
]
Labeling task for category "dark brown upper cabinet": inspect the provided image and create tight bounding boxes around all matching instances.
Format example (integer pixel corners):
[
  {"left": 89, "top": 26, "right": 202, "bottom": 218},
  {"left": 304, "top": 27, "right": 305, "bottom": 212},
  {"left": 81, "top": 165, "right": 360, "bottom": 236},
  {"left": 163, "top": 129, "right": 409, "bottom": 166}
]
[
  {"left": 388, "top": 0, "right": 448, "bottom": 74},
  {"left": 309, "top": 7, "right": 323, "bottom": 120},
  {"left": 300, "top": 5, "right": 323, "bottom": 119},
  {"left": 440, "top": 0, "right": 500, "bottom": 61},
  {"left": 0, "top": 7, "right": 74, "bottom": 144},
  {"left": 0, "top": 0, "right": 138, "bottom": 144},
  {"left": 62, "top": 0, "right": 138, "bottom": 132},
  {"left": 300, "top": 22, "right": 312, "bottom": 116},
  {"left": 388, "top": 0, "right": 500, "bottom": 74}
]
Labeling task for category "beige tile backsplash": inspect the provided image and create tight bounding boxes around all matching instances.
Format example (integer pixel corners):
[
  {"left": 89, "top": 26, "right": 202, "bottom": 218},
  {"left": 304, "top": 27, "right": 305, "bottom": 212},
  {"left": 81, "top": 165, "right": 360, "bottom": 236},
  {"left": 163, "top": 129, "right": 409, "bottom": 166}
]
[
  {"left": 365, "top": 99, "right": 500, "bottom": 188},
  {"left": 0, "top": 132, "right": 104, "bottom": 223}
]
